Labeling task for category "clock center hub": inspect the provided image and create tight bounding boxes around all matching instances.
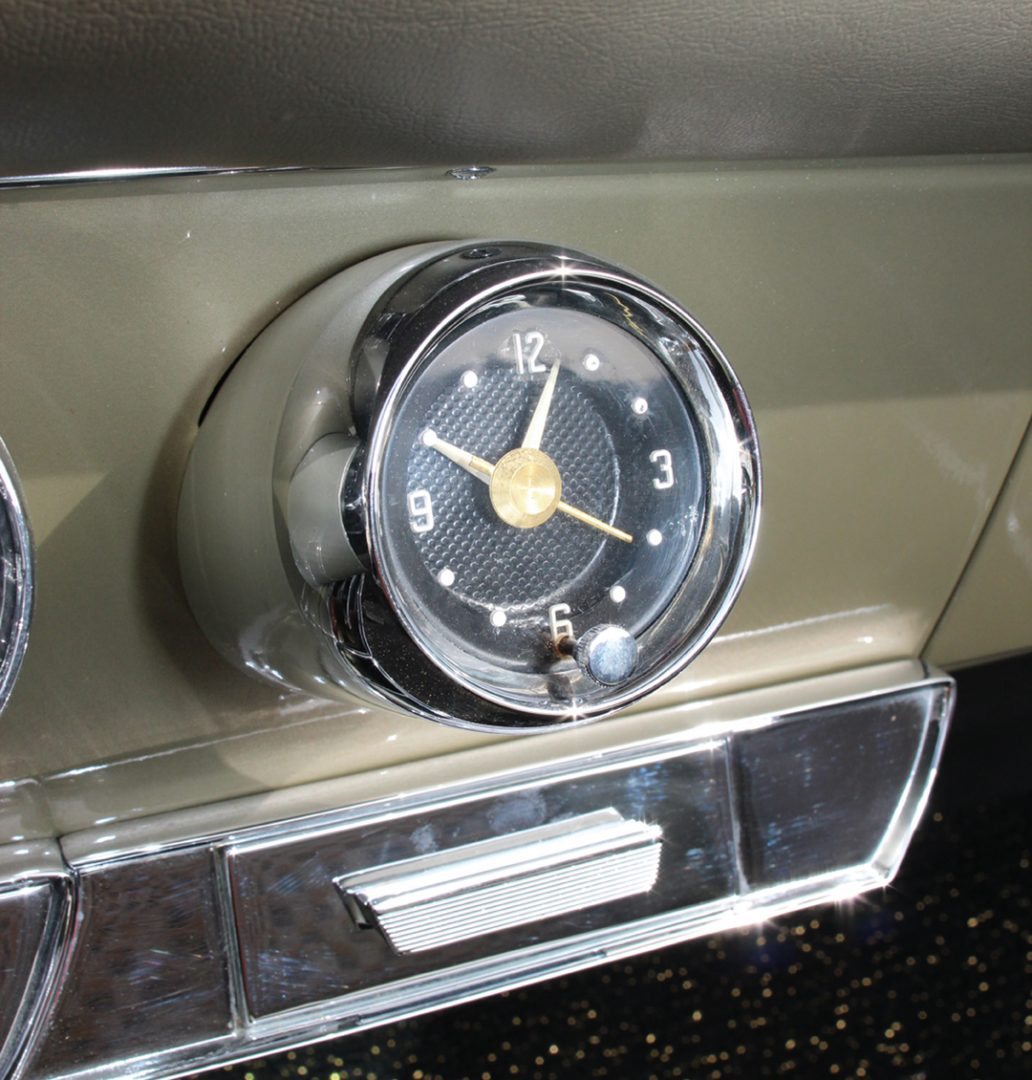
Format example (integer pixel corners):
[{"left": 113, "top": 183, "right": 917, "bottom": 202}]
[{"left": 489, "top": 447, "right": 563, "bottom": 529}]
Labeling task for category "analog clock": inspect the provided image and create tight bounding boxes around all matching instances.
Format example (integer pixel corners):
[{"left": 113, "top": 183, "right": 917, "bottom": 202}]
[{"left": 179, "top": 243, "right": 760, "bottom": 730}]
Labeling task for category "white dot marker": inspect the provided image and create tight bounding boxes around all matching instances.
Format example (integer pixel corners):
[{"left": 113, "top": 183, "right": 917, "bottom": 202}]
[
  {"left": 609, "top": 585, "right": 627, "bottom": 604},
  {"left": 490, "top": 608, "right": 507, "bottom": 628},
  {"left": 437, "top": 568, "right": 455, "bottom": 588},
  {"left": 632, "top": 398, "right": 649, "bottom": 415},
  {"left": 647, "top": 529, "right": 663, "bottom": 546},
  {"left": 421, "top": 428, "right": 437, "bottom": 447},
  {"left": 461, "top": 370, "right": 479, "bottom": 389},
  {"left": 583, "top": 353, "right": 601, "bottom": 371}
]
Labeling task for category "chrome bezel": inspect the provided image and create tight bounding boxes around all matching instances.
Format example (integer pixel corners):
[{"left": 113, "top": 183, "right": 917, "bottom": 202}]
[
  {"left": 0, "top": 436, "right": 33, "bottom": 715},
  {"left": 348, "top": 243, "right": 760, "bottom": 730}
]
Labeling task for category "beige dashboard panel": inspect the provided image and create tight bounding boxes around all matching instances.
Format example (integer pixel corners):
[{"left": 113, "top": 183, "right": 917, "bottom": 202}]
[{"left": 0, "top": 158, "right": 1029, "bottom": 836}]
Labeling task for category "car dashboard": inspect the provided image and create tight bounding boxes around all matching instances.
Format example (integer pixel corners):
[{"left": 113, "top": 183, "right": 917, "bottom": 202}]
[{"left": 0, "top": 3, "right": 1029, "bottom": 1077}]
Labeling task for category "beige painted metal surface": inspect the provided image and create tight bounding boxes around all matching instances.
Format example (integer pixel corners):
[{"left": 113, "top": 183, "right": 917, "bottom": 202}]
[
  {"left": 0, "top": 158, "right": 1029, "bottom": 836},
  {"left": 928, "top": 424, "right": 1032, "bottom": 667}
]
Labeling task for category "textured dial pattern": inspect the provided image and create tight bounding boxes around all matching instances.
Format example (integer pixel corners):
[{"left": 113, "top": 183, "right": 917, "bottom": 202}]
[{"left": 409, "top": 365, "right": 616, "bottom": 608}]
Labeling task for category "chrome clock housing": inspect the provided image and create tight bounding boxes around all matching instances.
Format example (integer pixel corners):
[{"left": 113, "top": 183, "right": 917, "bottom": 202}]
[
  {"left": 178, "top": 242, "right": 760, "bottom": 731},
  {"left": 339, "top": 244, "right": 760, "bottom": 728}
]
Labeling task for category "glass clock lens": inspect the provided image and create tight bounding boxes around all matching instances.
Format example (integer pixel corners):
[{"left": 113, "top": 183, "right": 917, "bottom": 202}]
[{"left": 373, "top": 293, "right": 706, "bottom": 713}]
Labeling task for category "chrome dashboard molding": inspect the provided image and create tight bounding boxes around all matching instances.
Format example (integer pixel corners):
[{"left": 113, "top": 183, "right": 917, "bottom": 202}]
[
  {"left": 18, "top": 663, "right": 951, "bottom": 1080},
  {"left": 0, "top": 165, "right": 291, "bottom": 189},
  {"left": 0, "top": 843, "right": 74, "bottom": 1080},
  {"left": 0, "top": 163, "right": 431, "bottom": 190}
]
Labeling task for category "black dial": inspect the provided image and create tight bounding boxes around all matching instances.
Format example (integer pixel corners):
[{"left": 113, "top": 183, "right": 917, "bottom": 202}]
[{"left": 376, "top": 300, "right": 706, "bottom": 712}]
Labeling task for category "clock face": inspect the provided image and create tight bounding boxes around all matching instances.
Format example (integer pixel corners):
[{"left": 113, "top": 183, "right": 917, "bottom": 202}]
[
  {"left": 373, "top": 300, "right": 706, "bottom": 714},
  {"left": 346, "top": 248, "right": 760, "bottom": 729}
]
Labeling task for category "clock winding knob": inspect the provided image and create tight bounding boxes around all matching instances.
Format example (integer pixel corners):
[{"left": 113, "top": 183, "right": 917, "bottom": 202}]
[{"left": 574, "top": 625, "right": 639, "bottom": 686}]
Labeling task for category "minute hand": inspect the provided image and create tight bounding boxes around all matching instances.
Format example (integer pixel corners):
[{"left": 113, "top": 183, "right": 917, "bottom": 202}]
[{"left": 521, "top": 359, "right": 561, "bottom": 450}]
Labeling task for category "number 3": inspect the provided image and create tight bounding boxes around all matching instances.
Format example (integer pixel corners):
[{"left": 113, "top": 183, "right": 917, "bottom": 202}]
[{"left": 650, "top": 449, "right": 674, "bottom": 489}]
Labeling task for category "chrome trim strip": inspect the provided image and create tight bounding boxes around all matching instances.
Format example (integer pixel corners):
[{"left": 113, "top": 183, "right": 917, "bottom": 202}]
[
  {"left": 0, "top": 843, "right": 74, "bottom": 1080},
  {"left": 25, "top": 849, "right": 232, "bottom": 1080},
  {"left": 0, "top": 163, "right": 426, "bottom": 190},
  {"left": 0, "top": 885, "right": 52, "bottom": 1077},
  {"left": 0, "top": 166, "right": 287, "bottom": 189},
  {"left": 211, "top": 846, "right": 249, "bottom": 1040},
  {"left": 872, "top": 679, "right": 952, "bottom": 880}
]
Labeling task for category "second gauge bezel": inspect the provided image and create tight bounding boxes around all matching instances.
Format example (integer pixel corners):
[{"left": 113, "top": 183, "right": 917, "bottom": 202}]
[{"left": 346, "top": 243, "right": 760, "bottom": 731}]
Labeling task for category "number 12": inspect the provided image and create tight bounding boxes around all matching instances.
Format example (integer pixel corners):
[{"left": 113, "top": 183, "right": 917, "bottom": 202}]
[{"left": 513, "top": 331, "right": 547, "bottom": 375}]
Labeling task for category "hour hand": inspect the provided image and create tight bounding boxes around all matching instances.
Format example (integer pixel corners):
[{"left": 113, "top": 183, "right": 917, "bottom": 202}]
[
  {"left": 421, "top": 430, "right": 494, "bottom": 482},
  {"left": 556, "top": 500, "right": 633, "bottom": 543}
]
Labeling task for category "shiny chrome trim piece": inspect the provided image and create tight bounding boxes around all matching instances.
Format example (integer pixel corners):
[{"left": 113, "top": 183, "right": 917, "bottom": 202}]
[
  {"left": 0, "top": 843, "right": 74, "bottom": 1080},
  {"left": 336, "top": 809, "right": 663, "bottom": 954},
  {"left": 0, "top": 165, "right": 288, "bottom": 189},
  {"left": 25, "top": 848, "right": 233, "bottom": 1080},
  {"left": 19, "top": 666, "right": 951, "bottom": 1080},
  {"left": 0, "top": 885, "right": 55, "bottom": 1078},
  {"left": 0, "top": 436, "right": 33, "bottom": 715},
  {"left": 446, "top": 166, "right": 496, "bottom": 181},
  {"left": 874, "top": 680, "right": 951, "bottom": 881},
  {"left": 0, "top": 163, "right": 443, "bottom": 191},
  {"left": 225, "top": 735, "right": 733, "bottom": 1019}
]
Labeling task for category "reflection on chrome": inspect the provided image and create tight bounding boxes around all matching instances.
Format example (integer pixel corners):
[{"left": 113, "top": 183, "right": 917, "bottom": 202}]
[{"left": 0, "top": 436, "right": 33, "bottom": 718}]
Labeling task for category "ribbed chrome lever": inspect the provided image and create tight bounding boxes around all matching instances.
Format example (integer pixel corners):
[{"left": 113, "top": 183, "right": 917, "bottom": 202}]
[{"left": 335, "top": 809, "right": 663, "bottom": 954}]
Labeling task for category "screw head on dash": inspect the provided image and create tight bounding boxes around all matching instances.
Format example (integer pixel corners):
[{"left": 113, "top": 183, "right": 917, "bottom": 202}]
[{"left": 447, "top": 166, "right": 495, "bottom": 181}]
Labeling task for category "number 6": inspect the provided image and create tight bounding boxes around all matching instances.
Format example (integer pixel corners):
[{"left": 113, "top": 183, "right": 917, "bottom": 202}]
[{"left": 548, "top": 602, "right": 574, "bottom": 644}]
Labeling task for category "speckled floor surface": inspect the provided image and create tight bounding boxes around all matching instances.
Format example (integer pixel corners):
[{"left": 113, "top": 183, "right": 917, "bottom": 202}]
[{"left": 212, "top": 659, "right": 1031, "bottom": 1080}]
